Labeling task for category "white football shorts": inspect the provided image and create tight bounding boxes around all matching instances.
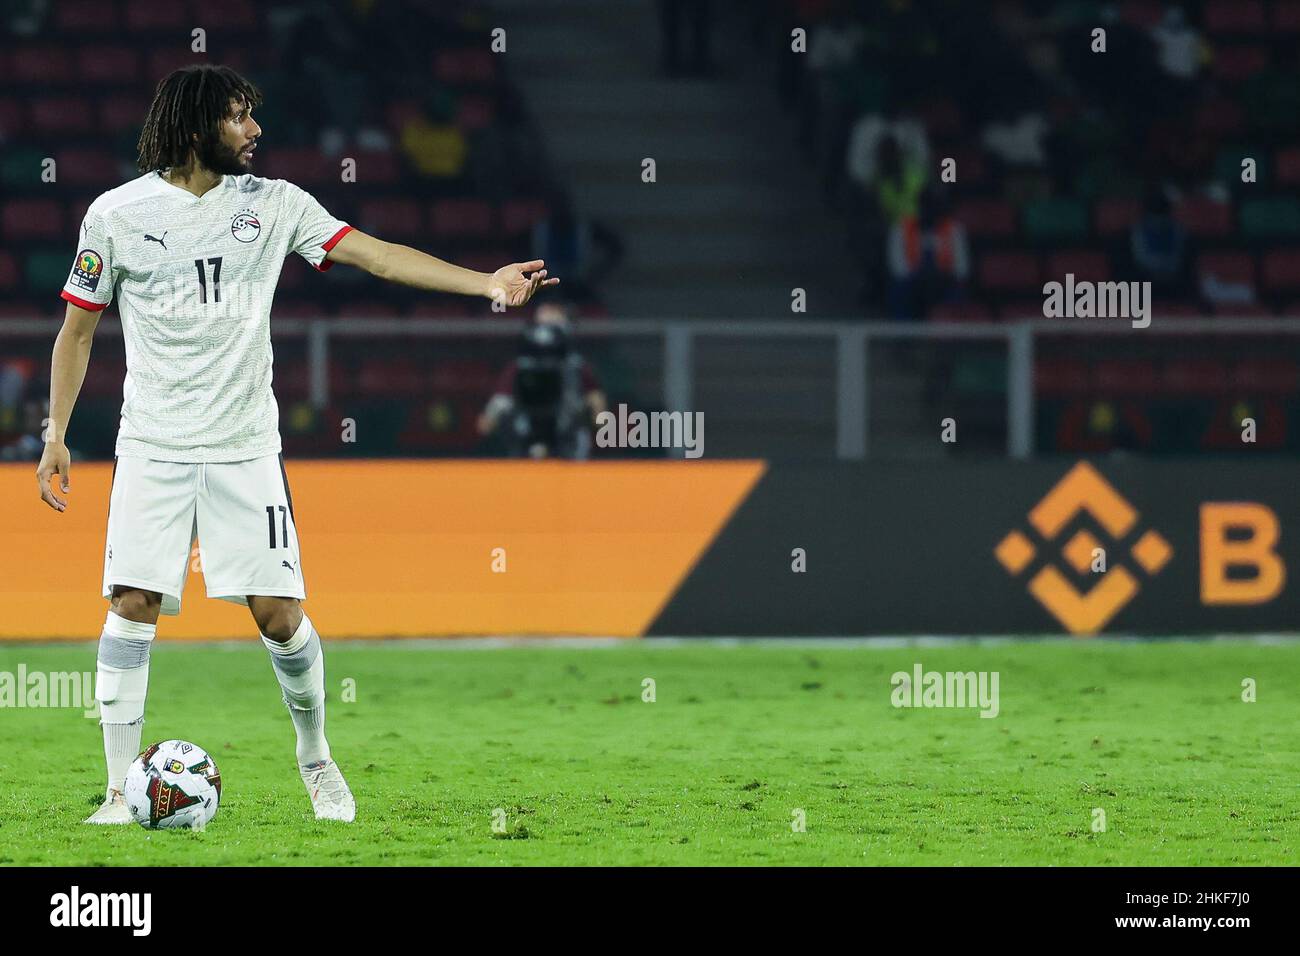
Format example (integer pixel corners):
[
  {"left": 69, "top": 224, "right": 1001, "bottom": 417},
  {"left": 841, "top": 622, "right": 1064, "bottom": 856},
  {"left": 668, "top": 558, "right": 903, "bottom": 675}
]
[{"left": 102, "top": 454, "right": 306, "bottom": 615}]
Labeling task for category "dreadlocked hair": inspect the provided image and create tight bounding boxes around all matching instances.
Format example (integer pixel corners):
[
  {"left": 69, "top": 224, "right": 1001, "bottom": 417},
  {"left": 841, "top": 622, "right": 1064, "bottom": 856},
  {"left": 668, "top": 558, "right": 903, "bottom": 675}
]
[{"left": 136, "top": 65, "right": 263, "bottom": 173}]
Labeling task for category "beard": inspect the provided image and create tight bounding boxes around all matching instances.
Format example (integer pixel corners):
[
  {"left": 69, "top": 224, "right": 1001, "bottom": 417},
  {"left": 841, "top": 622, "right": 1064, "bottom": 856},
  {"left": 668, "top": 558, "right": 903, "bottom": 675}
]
[{"left": 194, "top": 134, "right": 251, "bottom": 176}]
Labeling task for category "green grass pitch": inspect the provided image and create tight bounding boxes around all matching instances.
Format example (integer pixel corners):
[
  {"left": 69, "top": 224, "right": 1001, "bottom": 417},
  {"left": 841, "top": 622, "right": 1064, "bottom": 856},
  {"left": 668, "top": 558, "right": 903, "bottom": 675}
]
[{"left": 0, "top": 639, "right": 1296, "bottom": 865}]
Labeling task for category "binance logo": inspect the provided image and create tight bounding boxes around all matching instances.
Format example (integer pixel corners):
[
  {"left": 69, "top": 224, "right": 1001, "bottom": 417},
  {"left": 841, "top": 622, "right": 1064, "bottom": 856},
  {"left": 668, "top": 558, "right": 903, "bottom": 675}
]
[{"left": 995, "top": 461, "right": 1171, "bottom": 635}]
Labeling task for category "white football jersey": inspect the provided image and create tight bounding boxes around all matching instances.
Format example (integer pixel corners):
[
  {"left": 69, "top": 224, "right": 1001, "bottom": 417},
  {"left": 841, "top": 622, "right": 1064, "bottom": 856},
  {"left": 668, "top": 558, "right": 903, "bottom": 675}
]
[{"left": 61, "top": 171, "right": 351, "bottom": 462}]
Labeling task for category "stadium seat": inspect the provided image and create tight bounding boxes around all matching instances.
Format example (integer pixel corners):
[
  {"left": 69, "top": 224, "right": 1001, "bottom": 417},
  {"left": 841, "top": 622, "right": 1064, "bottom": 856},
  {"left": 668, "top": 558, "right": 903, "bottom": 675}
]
[
  {"left": 1196, "top": 251, "right": 1257, "bottom": 287},
  {"left": 1035, "top": 357, "right": 1091, "bottom": 396},
  {"left": 456, "top": 95, "right": 498, "bottom": 131},
  {"left": 979, "top": 252, "right": 1041, "bottom": 291},
  {"left": 358, "top": 199, "right": 424, "bottom": 239},
  {"left": 148, "top": 50, "right": 205, "bottom": 82},
  {"left": 0, "top": 302, "right": 55, "bottom": 320},
  {"left": 1173, "top": 196, "right": 1233, "bottom": 237},
  {"left": 1093, "top": 197, "right": 1141, "bottom": 236},
  {"left": 1045, "top": 250, "right": 1111, "bottom": 283},
  {"left": 1275, "top": 0, "right": 1300, "bottom": 31},
  {"left": 11, "top": 46, "right": 71, "bottom": 83},
  {"left": 56, "top": 0, "right": 116, "bottom": 33},
  {"left": 1119, "top": 1, "right": 1163, "bottom": 27},
  {"left": 499, "top": 199, "right": 549, "bottom": 237},
  {"left": 1240, "top": 197, "right": 1300, "bottom": 238},
  {"left": 1193, "top": 95, "right": 1246, "bottom": 137},
  {"left": 0, "top": 148, "right": 47, "bottom": 190},
  {"left": 0, "top": 251, "right": 19, "bottom": 291},
  {"left": 350, "top": 150, "right": 401, "bottom": 185},
  {"left": 1162, "top": 359, "right": 1230, "bottom": 395},
  {"left": 54, "top": 149, "right": 120, "bottom": 187},
  {"left": 81, "top": 361, "right": 126, "bottom": 396},
  {"left": 1096, "top": 360, "right": 1158, "bottom": 395},
  {"left": 1022, "top": 197, "right": 1089, "bottom": 243},
  {"left": 0, "top": 96, "right": 25, "bottom": 139},
  {"left": 953, "top": 198, "right": 1016, "bottom": 238},
  {"left": 1204, "top": 0, "right": 1267, "bottom": 32},
  {"left": 215, "top": 0, "right": 260, "bottom": 30},
  {"left": 1274, "top": 147, "right": 1300, "bottom": 189},
  {"left": 124, "top": 0, "right": 188, "bottom": 32},
  {"left": 272, "top": 362, "right": 351, "bottom": 400},
  {"left": 433, "top": 49, "right": 498, "bottom": 86},
  {"left": 430, "top": 360, "right": 497, "bottom": 393},
  {"left": 24, "top": 251, "right": 74, "bottom": 290},
  {"left": 3, "top": 201, "right": 64, "bottom": 241},
  {"left": 431, "top": 199, "right": 495, "bottom": 238},
  {"left": 1211, "top": 45, "right": 1270, "bottom": 82},
  {"left": 29, "top": 96, "right": 94, "bottom": 133},
  {"left": 260, "top": 147, "right": 339, "bottom": 186},
  {"left": 77, "top": 47, "right": 142, "bottom": 85},
  {"left": 1260, "top": 249, "right": 1300, "bottom": 290},
  {"left": 458, "top": 251, "right": 513, "bottom": 275},
  {"left": 918, "top": 97, "right": 963, "bottom": 137},
  {"left": 101, "top": 95, "right": 149, "bottom": 133},
  {"left": 1232, "top": 358, "right": 1299, "bottom": 392},
  {"left": 359, "top": 359, "right": 426, "bottom": 397}
]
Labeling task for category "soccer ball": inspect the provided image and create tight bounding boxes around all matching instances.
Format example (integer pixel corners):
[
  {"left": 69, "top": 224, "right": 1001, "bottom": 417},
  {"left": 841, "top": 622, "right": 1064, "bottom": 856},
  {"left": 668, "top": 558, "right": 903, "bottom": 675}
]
[{"left": 124, "top": 739, "right": 222, "bottom": 830}]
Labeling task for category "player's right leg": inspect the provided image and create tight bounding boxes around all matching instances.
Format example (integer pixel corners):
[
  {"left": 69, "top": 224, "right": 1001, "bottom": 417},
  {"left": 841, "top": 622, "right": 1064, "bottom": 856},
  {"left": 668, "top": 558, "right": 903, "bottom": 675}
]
[
  {"left": 85, "top": 586, "right": 161, "bottom": 824},
  {"left": 86, "top": 457, "right": 199, "bottom": 825}
]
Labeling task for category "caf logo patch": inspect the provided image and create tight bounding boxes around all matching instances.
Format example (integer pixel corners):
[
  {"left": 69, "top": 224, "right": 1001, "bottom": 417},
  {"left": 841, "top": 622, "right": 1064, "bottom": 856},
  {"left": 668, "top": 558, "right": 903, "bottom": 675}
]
[
  {"left": 231, "top": 210, "right": 261, "bottom": 243},
  {"left": 164, "top": 759, "right": 184, "bottom": 773},
  {"left": 69, "top": 249, "right": 103, "bottom": 292}
]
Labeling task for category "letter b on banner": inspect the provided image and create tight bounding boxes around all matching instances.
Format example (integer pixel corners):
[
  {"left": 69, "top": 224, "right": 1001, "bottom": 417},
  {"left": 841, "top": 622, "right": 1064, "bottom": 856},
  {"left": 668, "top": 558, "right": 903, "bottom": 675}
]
[{"left": 1200, "top": 503, "right": 1286, "bottom": 604}]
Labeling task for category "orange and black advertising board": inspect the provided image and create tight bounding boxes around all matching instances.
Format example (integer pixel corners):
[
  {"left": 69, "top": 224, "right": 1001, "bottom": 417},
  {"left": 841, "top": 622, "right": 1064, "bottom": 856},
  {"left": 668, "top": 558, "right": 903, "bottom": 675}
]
[
  {"left": 3, "top": 458, "right": 1296, "bottom": 639},
  {"left": 651, "top": 458, "right": 1299, "bottom": 637}
]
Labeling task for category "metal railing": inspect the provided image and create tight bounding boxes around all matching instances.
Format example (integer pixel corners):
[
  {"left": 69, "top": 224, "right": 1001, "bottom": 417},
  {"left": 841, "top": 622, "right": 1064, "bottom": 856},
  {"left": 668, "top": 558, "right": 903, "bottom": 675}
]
[{"left": 4, "top": 316, "right": 1300, "bottom": 459}]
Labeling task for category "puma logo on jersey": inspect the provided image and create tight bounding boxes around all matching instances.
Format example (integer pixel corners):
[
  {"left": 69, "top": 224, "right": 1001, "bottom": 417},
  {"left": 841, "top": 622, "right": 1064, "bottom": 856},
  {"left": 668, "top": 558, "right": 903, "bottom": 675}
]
[
  {"left": 143, "top": 231, "right": 168, "bottom": 250},
  {"left": 281, "top": 560, "right": 296, "bottom": 573}
]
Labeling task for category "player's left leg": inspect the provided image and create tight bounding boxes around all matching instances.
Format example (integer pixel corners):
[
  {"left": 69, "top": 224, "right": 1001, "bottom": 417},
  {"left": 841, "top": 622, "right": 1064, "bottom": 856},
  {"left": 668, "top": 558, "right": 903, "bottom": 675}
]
[
  {"left": 196, "top": 454, "right": 354, "bottom": 822},
  {"left": 248, "top": 595, "right": 355, "bottom": 822}
]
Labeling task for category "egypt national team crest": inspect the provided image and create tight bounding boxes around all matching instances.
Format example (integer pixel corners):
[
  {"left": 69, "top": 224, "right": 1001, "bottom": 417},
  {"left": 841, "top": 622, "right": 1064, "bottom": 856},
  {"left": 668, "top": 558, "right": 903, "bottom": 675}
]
[
  {"left": 231, "top": 209, "right": 261, "bottom": 243},
  {"left": 69, "top": 249, "right": 103, "bottom": 292}
]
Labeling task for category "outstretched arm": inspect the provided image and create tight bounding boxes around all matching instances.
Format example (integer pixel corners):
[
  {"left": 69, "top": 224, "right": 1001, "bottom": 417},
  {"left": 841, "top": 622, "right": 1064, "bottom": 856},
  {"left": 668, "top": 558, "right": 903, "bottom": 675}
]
[{"left": 325, "top": 228, "right": 559, "bottom": 306}]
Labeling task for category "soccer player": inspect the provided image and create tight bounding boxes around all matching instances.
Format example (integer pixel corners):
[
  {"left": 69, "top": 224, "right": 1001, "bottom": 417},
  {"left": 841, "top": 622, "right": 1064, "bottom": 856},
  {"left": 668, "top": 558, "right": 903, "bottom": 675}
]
[{"left": 35, "top": 65, "right": 559, "bottom": 825}]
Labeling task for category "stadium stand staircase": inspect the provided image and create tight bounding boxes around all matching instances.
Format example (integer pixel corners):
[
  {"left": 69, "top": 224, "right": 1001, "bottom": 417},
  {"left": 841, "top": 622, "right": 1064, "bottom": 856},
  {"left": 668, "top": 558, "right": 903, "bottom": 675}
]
[{"left": 494, "top": 0, "right": 863, "bottom": 320}]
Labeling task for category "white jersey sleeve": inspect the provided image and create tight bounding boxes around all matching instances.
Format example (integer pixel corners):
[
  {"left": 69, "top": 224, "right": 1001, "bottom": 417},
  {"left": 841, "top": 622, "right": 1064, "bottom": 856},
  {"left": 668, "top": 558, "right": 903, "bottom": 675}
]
[
  {"left": 61, "top": 207, "right": 117, "bottom": 312},
  {"left": 284, "top": 183, "right": 352, "bottom": 271}
]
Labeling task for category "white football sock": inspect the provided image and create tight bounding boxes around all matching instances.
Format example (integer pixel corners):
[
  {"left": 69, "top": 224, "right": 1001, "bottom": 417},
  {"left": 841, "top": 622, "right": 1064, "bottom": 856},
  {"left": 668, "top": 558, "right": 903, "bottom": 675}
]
[
  {"left": 262, "top": 613, "right": 330, "bottom": 767},
  {"left": 95, "top": 610, "right": 156, "bottom": 794}
]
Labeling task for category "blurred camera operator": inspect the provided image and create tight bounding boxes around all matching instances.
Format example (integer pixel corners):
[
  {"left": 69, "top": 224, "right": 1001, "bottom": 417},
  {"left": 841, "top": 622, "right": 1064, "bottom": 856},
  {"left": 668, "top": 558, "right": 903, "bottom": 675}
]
[{"left": 477, "top": 303, "right": 607, "bottom": 459}]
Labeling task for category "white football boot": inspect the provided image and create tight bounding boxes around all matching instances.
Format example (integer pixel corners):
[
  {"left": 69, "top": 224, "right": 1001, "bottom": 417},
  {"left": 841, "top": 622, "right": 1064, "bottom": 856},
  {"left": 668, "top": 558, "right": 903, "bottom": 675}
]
[
  {"left": 84, "top": 788, "right": 133, "bottom": 825},
  {"left": 300, "top": 759, "right": 356, "bottom": 822}
]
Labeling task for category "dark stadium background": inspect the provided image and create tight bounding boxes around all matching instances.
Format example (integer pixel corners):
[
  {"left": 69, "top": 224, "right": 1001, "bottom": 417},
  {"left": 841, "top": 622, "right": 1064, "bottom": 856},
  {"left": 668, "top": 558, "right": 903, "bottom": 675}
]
[
  {"left": 2, "top": 0, "right": 1297, "bottom": 459},
  {"left": 3, "top": 0, "right": 1300, "bottom": 638}
]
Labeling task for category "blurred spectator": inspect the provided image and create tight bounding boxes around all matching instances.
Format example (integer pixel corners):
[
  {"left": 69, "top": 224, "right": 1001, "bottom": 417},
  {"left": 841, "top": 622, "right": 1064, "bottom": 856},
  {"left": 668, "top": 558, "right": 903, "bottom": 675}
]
[
  {"left": 869, "top": 135, "right": 928, "bottom": 225},
  {"left": 981, "top": 111, "right": 1049, "bottom": 167},
  {"left": 1150, "top": 9, "right": 1201, "bottom": 83},
  {"left": 1129, "top": 186, "right": 1188, "bottom": 295},
  {"left": 886, "top": 188, "right": 969, "bottom": 320},
  {"left": 847, "top": 114, "right": 930, "bottom": 195}
]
